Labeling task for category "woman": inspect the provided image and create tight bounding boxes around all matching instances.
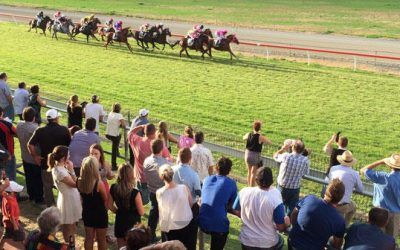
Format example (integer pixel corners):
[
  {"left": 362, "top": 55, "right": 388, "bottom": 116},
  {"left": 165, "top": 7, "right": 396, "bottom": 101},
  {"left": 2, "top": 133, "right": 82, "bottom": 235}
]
[
  {"left": 67, "top": 95, "right": 83, "bottom": 128},
  {"left": 48, "top": 146, "right": 81, "bottom": 245},
  {"left": 157, "top": 164, "right": 195, "bottom": 250},
  {"left": 24, "top": 207, "right": 69, "bottom": 250},
  {"left": 77, "top": 156, "right": 108, "bottom": 250},
  {"left": 28, "top": 85, "right": 46, "bottom": 125},
  {"left": 105, "top": 103, "right": 126, "bottom": 171},
  {"left": 89, "top": 144, "right": 114, "bottom": 193},
  {"left": 243, "top": 121, "right": 271, "bottom": 186},
  {"left": 156, "top": 121, "right": 177, "bottom": 153},
  {"left": 108, "top": 163, "right": 144, "bottom": 249},
  {"left": 178, "top": 126, "right": 194, "bottom": 149}
]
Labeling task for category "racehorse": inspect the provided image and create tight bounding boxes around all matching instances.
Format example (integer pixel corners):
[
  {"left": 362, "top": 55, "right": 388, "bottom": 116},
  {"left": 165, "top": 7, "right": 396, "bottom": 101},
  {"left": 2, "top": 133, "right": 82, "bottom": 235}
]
[
  {"left": 52, "top": 18, "right": 75, "bottom": 40},
  {"left": 152, "top": 28, "right": 176, "bottom": 50},
  {"left": 178, "top": 28, "right": 213, "bottom": 59},
  {"left": 207, "top": 34, "right": 239, "bottom": 60},
  {"left": 132, "top": 26, "right": 158, "bottom": 50},
  {"left": 28, "top": 15, "right": 52, "bottom": 36},
  {"left": 104, "top": 27, "right": 134, "bottom": 53},
  {"left": 71, "top": 18, "right": 101, "bottom": 43},
  {"left": 98, "top": 26, "right": 115, "bottom": 41}
]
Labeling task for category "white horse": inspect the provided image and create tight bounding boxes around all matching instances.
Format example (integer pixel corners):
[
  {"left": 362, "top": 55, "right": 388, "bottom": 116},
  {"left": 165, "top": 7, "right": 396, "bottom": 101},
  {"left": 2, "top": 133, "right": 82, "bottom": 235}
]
[{"left": 52, "top": 18, "right": 75, "bottom": 40}]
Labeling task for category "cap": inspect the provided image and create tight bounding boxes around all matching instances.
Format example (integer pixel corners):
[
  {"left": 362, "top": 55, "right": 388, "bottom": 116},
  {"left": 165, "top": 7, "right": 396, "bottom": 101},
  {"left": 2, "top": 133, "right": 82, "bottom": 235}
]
[
  {"left": 139, "top": 108, "right": 149, "bottom": 117},
  {"left": 46, "top": 109, "right": 61, "bottom": 120},
  {"left": 6, "top": 181, "right": 24, "bottom": 193}
]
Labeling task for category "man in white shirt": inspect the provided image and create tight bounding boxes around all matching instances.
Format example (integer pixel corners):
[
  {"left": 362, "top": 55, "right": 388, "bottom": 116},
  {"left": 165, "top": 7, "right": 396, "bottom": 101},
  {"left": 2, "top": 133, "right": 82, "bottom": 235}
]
[
  {"left": 84, "top": 95, "right": 105, "bottom": 133},
  {"left": 328, "top": 150, "right": 363, "bottom": 226},
  {"left": 190, "top": 131, "right": 214, "bottom": 182},
  {"left": 13, "top": 82, "right": 29, "bottom": 120}
]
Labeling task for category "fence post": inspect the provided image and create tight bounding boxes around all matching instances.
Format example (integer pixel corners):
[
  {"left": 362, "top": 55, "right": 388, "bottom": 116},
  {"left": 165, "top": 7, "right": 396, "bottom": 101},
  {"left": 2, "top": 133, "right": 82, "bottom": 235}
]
[
  {"left": 307, "top": 51, "right": 310, "bottom": 66},
  {"left": 353, "top": 56, "right": 357, "bottom": 71}
]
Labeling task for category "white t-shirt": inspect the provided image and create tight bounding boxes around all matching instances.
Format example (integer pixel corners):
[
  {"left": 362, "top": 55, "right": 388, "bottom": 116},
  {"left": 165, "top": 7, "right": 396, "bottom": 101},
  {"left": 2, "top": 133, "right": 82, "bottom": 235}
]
[
  {"left": 239, "top": 186, "right": 283, "bottom": 248},
  {"left": 84, "top": 103, "right": 105, "bottom": 132},
  {"left": 106, "top": 112, "right": 124, "bottom": 136},
  {"left": 190, "top": 144, "right": 214, "bottom": 182},
  {"left": 156, "top": 184, "right": 193, "bottom": 232},
  {"left": 328, "top": 165, "right": 363, "bottom": 204}
]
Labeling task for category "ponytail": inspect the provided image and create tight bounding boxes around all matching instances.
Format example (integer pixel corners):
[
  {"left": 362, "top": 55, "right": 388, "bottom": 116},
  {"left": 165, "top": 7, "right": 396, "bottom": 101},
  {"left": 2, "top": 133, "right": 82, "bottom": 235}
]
[
  {"left": 47, "top": 146, "right": 69, "bottom": 171},
  {"left": 47, "top": 153, "right": 56, "bottom": 170}
]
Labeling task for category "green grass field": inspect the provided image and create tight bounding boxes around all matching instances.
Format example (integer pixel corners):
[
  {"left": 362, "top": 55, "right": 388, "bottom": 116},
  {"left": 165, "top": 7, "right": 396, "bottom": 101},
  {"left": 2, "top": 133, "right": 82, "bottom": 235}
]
[{"left": 1, "top": 0, "right": 400, "bottom": 38}]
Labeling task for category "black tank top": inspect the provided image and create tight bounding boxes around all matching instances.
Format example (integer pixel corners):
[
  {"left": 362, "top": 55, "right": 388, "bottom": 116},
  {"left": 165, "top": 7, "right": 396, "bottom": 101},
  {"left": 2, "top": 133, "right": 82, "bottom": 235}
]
[
  {"left": 246, "top": 132, "right": 263, "bottom": 152},
  {"left": 326, "top": 148, "right": 347, "bottom": 175}
]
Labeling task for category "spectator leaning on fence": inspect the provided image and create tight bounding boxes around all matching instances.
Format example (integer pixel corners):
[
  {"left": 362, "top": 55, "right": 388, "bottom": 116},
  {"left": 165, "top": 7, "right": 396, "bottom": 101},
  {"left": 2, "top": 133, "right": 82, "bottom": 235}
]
[
  {"left": 13, "top": 82, "right": 29, "bottom": 120},
  {"left": 273, "top": 139, "right": 310, "bottom": 216},
  {"left": 0, "top": 107, "right": 17, "bottom": 181},
  {"left": 84, "top": 95, "right": 105, "bottom": 134},
  {"left": 190, "top": 131, "right": 214, "bottom": 182},
  {"left": 28, "top": 109, "right": 71, "bottom": 207},
  {"left": 16, "top": 107, "right": 43, "bottom": 204},
  {"left": 243, "top": 120, "right": 272, "bottom": 186},
  {"left": 288, "top": 179, "right": 346, "bottom": 250},
  {"left": 106, "top": 103, "right": 126, "bottom": 171},
  {"left": 328, "top": 150, "right": 363, "bottom": 226},
  {"left": 0, "top": 72, "right": 14, "bottom": 121},
  {"left": 28, "top": 85, "right": 46, "bottom": 125},
  {"left": 156, "top": 121, "right": 177, "bottom": 153},
  {"left": 233, "top": 166, "right": 289, "bottom": 250},
  {"left": 323, "top": 133, "right": 349, "bottom": 176},
  {"left": 178, "top": 126, "right": 195, "bottom": 149},
  {"left": 344, "top": 207, "right": 395, "bottom": 250},
  {"left": 198, "top": 157, "right": 238, "bottom": 250},
  {"left": 67, "top": 95, "right": 83, "bottom": 128},
  {"left": 143, "top": 139, "right": 172, "bottom": 242},
  {"left": 68, "top": 117, "right": 99, "bottom": 176},
  {"left": 360, "top": 154, "right": 400, "bottom": 239}
]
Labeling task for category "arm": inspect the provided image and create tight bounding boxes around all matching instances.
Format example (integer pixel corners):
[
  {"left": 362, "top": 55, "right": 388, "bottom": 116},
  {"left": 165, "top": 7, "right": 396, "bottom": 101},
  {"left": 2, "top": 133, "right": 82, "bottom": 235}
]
[
  {"left": 0, "top": 179, "right": 10, "bottom": 193},
  {"left": 330, "top": 236, "right": 344, "bottom": 249},
  {"left": 273, "top": 144, "right": 290, "bottom": 160},
  {"left": 290, "top": 207, "right": 299, "bottom": 225},
  {"left": 119, "top": 118, "right": 126, "bottom": 128},
  {"left": 360, "top": 159, "right": 385, "bottom": 176},
  {"left": 168, "top": 133, "right": 178, "bottom": 144},
  {"left": 36, "top": 95, "right": 46, "bottom": 107},
  {"left": 232, "top": 196, "right": 241, "bottom": 218},
  {"left": 186, "top": 186, "right": 193, "bottom": 208},
  {"left": 107, "top": 192, "right": 117, "bottom": 213},
  {"left": 323, "top": 134, "right": 336, "bottom": 155},
  {"left": 104, "top": 162, "right": 115, "bottom": 180},
  {"left": 273, "top": 204, "right": 288, "bottom": 232},
  {"left": 98, "top": 181, "right": 108, "bottom": 206},
  {"left": 354, "top": 173, "right": 364, "bottom": 192},
  {"left": 61, "top": 160, "right": 77, "bottom": 187},
  {"left": 135, "top": 192, "right": 145, "bottom": 216},
  {"left": 28, "top": 144, "right": 42, "bottom": 166},
  {"left": 128, "top": 125, "right": 145, "bottom": 137},
  {"left": 259, "top": 135, "right": 272, "bottom": 145},
  {"left": 242, "top": 133, "right": 249, "bottom": 140}
]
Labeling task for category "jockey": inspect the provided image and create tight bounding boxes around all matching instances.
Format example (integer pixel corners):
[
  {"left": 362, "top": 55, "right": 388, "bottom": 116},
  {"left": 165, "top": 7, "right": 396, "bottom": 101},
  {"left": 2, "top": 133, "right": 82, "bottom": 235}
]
[
  {"left": 187, "top": 24, "right": 204, "bottom": 46},
  {"left": 59, "top": 15, "right": 67, "bottom": 25},
  {"left": 155, "top": 23, "right": 164, "bottom": 35},
  {"left": 139, "top": 23, "right": 150, "bottom": 37},
  {"left": 53, "top": 11, "right": 62, "bottom": 23},
  {"left": 81, "top": 14, "right": 95, "bottom": 25},
  {"left": 105, "top": 18, "right": 114, "bottom": 32},
  {"left": 113, "top": 20, "right": 123, "bottom": 40},
  {"left": 215, "top": 29, "right": 228, "bottom": 46},
  {"left": 36, "top": 11, "right": 44, "bottom": 26}
]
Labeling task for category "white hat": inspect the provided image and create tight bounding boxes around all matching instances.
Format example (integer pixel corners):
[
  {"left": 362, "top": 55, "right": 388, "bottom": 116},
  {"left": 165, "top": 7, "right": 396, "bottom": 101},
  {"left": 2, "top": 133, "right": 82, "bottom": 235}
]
[
  {"left": 46, "top": 109, "right": 61, "bottom": 119},
  {"left": 139, "top": 108, "right": 149, "bottom": 117},
  {"left": 6, "top": 181, "right": 24, "bottom": 193}
]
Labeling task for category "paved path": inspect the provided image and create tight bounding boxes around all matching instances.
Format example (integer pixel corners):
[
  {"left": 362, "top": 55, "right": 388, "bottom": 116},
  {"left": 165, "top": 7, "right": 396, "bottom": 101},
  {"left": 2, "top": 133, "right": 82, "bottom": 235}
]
[{"left": 1, "top": 4, "right": 400, "bottom": 57}]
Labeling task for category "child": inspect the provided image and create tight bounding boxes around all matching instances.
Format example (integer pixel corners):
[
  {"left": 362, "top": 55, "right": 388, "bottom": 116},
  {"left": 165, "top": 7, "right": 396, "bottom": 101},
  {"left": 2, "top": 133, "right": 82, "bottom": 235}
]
[{"left": 0, "top": 181, "right": 25, "bottom": 249}]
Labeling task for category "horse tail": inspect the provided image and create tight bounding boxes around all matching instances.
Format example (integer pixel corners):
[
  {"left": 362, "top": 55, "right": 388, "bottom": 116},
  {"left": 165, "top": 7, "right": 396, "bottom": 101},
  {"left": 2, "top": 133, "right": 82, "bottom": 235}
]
[{"left": 171, "top": 40, "right": 180, "bottom": 48}]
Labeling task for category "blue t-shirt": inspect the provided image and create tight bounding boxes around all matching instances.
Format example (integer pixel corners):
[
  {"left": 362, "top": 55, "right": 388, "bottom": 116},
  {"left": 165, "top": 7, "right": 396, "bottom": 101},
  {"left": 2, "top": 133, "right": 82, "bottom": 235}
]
[
  {"left": 198, "top": 175, "right": 237, "bottom": 233},
  {"left": 289, "top": 195, "right": 345, "bottom": 250},
  {"left": 365, "top": 169, "right": 400, "bottom": 213},
  {"left": 344, "top": 223, "right": 395, "bottom": 250}
]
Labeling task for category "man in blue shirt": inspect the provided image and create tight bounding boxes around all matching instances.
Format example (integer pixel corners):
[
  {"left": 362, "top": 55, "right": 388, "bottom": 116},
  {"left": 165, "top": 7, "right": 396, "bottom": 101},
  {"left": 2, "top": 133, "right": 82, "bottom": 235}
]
[
  {"left": 344, "top": 207, "right": 395, "bottom": 250},
  {"left": 289, "top": 179, "right": 346, "bottom": 250},
  {"left": 198, "top": 157, "right": 237, "bottom": 250},
  {"left": 360, "top": 154, "right": 400, "bottom": 238}
]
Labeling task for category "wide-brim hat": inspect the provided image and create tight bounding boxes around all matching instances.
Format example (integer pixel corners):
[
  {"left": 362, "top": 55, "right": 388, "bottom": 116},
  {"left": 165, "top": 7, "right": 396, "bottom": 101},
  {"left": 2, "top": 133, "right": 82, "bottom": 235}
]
[
  {"left": 337, "top": 150, "right": 357, "bottom": 167},
  {"left": 384, "top": 154, "right": 400, "bottom": 169}
]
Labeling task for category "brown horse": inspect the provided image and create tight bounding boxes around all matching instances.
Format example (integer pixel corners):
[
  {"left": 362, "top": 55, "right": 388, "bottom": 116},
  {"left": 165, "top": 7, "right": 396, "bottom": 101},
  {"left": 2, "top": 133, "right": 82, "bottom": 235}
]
[
  {"left": 98, "top": 26, "right": 115, "bottom": 41},
  {"left": 178, "top": 28, "right": 213, "bottom": 59},
  {"left": 28, "top": 15, "right": 52, "bottom": 36},
  {"left": 71, "top": 18, "right": 101, "bottom": 43},
  {"left": 208, "top": 34, "right": 239, "bottom": 60},
  {"left": 104, "top": 27, "right": 133, "bottom": 53}
]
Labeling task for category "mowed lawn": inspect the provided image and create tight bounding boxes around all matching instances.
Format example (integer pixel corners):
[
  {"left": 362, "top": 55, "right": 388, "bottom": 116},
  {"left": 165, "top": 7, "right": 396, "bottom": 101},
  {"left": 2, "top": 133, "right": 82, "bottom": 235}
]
[
  {"left": 1, "top": 0, "right": 400, "bottom": 38},
  {"left": 0, "top": 22, "right": 399, "bottom": 172}
]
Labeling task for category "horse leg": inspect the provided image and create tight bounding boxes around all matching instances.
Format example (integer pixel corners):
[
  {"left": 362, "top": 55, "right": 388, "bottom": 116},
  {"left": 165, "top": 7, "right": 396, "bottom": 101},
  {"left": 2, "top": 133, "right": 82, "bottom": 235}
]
[
  {"left": 153, "top": 43, "right": 160, "bottom": 50},
  {"left": 126, "top": 42, "right": 133, "bottom": 53},
  {"left": 229, "top": 48, "right": 237, "bottom": 60},
  {"left": 86, "top": 35, "right": 89, "bottom": 43},
  {"left": 185, "top": 48, "right": 191, "bottom": 58},
  {"left": 162, "top": 44, "right": 165, "bottom": 51},
  {"left": 92, "top": 33, "right": 99, "bottom": 41}
]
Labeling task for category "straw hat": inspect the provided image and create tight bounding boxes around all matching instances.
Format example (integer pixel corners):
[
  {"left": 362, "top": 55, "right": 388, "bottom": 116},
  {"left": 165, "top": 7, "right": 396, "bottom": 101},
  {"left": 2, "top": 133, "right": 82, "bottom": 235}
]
[
  {"left": 337, "top": 150, "right": 357, "bottom": 167},
  {"left": 384, "top": 154, "right": 400, "bottom": 169}
]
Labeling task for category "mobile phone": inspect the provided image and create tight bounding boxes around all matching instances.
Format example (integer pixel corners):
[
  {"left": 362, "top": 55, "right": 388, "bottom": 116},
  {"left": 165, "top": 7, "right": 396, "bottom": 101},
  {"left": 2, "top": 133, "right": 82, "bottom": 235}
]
[{"left": 335, "top": 131, "right": 341, "bottom": 142}]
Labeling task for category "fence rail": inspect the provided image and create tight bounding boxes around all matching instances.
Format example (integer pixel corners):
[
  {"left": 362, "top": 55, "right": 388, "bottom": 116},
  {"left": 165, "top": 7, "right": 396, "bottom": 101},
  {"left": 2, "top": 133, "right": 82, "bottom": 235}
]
[{"left": 12, "top": 90, "right": 373, "bottom": 197}]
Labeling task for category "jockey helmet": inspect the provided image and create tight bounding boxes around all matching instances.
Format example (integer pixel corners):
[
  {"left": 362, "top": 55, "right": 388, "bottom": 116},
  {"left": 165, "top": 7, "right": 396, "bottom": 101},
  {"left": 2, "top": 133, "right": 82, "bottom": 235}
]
[
  {"left": 199, "top": 24, "right": 204, "bottom": 29},
  {"left": 157, "top": 23, "right": 163, "bottom": 27},
  {"left": 39, "top": 11, "right": 43, "bottom": 15},
  {"left": 145, "top": 23, "right": 150, "bottom": 27},
  {"left": 117, "top": 21, "right": 122, "bottom": 25},
  {"left": 56, "top": 11, "right": 61, "bottom": 15},
  {"left": 109, "top": 18, "right": 113, "bottom": 22}
]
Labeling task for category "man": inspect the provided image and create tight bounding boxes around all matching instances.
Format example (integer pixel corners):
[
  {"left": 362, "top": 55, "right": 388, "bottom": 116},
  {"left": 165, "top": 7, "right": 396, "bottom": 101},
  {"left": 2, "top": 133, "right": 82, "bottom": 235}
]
[
  {"left": 215, "top": 29, "right": 228, "bottom": 47},
  {"left": 84, "top": 95, "right": 105, "bottom": 134},
  {"left": 328, "top": 150, "right": 363, "bottom": 226},
  {"left": 128, "top": 124, "right": 171, "bottom": 205},
  {"left": 36, "top": 11, "right": 44, "bottom": 26},
  {"left": 360, "top": 154, "right": 400, "bottom": 238},
  {"left": 143, "top": 139, "right": 172, "bottom": 242},
  {"left": 233, "top": 167, "right": 289, "bottom": 250},
  {"left": 28, "top": 109, "right": 71, "bottom": 207},
  {"left": 288, "top": 179, "right": 346, "bottom": 250},
  {"left": 323, "top": 133, "right": 349, "bottom": 175},
  {"left": 273, "top": 139, "right": 310, "bottom": 216},
  {"left": 113, "top": 20, "right": 123, "bottom": 40},
  {"left": 128, "top": 108, "right": 150, "bottom": 165},
  {"left": 139, "top": 23, "right": 150, "bottom": 38},
  {"left": 0, "top": 73, "right": 14, "bottom": 121},
  {"left": 190, "top": 131, "right": 214, "bottom": 183},
  {"left": 68, "top": 118, "right": 99, "bottom": 176},
  {"left": 13, "top": 82, "right": 29, "bottom": 120},
  {"left": 16, "top": 107, "right": 43, "bottom": 204},
  {"left": 0, "top": 107, "right": 17, "bottom": 181},
  {"left": 187, "top": 24, "right": 203, "bottom": 47},
  {"left": 344, "top": 207, "right": 395, "bottom": 250},
  {"left": 80, "top": 14, "right": 95, "bottom": 25}
]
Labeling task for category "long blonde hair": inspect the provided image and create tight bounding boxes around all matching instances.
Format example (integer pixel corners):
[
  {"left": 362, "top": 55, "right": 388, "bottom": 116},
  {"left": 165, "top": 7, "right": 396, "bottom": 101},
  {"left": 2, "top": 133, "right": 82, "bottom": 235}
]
[
  {"left": 77, "top": 156, "right": 100, "bottom": 194},
  {"left": 157, "top": 121, "right": 169, "bottom": 142},
  {"left": 115, "top": 163, "right": 135, "bottom": 209}
]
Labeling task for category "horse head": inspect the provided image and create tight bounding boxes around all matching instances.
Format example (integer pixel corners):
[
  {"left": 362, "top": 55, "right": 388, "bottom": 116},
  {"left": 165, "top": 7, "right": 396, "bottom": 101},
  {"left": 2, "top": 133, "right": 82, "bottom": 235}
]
[
  {"left": 228, "top": 34, "right": 239, "bottom": 45},
  {"left": 92, "top": 18, "right": 101, "bottom": 26},
  {"left": 67, "top": 19, "right": 75, "bottom": 27},
  {"left": 203, "top": 28, "right": 213, "bottom": 38},
  {"left": 164, "top": 28, "right": 171, "bottom": 36},
  {"left": 43, "top": 16, "right": 51, "bottom": 23}
]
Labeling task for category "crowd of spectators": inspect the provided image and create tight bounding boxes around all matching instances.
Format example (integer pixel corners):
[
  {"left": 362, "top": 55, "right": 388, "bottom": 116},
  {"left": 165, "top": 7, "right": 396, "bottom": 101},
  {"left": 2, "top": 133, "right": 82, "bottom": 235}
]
[{"left": 0, "top": 71, "right": 399, "bottom": 250}]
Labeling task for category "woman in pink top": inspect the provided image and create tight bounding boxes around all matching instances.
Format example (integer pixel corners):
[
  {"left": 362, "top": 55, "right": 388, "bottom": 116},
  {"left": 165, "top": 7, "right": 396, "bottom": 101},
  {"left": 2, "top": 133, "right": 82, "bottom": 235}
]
[{"left": 178, "top": 126, "right": 195, "bottom": 149}]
